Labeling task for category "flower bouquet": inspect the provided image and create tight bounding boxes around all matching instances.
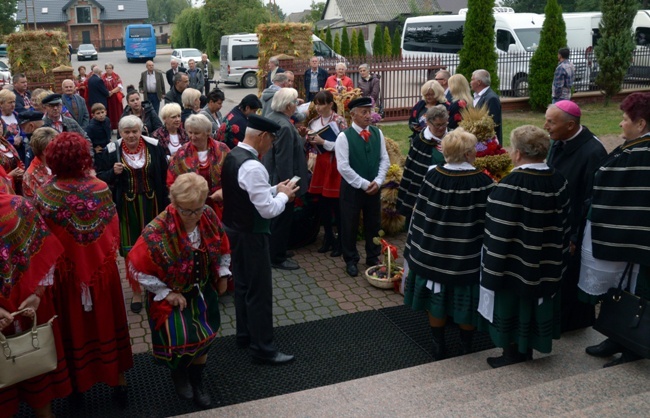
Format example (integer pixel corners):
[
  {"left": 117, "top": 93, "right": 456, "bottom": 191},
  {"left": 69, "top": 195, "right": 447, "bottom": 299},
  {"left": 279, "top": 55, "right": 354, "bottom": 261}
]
[
  {"left": 459, "top": 106, "right": 513, "bottom": 181},
  {"left": 364, "top": 232, "right": 404, "bottom": 290}
]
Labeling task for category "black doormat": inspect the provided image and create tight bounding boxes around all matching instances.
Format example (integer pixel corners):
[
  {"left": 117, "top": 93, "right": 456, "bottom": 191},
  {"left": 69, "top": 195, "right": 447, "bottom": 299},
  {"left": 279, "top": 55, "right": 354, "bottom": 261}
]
[{"left": 17, "top": 306, "right": 494, "bottom": 418}]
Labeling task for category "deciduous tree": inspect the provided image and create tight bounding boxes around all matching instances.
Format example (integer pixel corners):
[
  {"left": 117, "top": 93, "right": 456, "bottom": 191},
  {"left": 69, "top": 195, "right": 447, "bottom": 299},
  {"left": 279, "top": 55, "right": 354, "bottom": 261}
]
[{"left": 0, "top": 0, "right": 18, "bottom": 35}]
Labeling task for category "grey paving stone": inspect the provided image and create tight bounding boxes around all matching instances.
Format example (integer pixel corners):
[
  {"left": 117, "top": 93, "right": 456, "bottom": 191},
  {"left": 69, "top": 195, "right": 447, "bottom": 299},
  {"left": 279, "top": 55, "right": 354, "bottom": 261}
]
[
  {"left": 287, "top": 311, "right": 305, "bottom": 320},
  {"left": 277, "top": 299, "right": 294, "bottom": 308},
  {"left": 295, "top": 302, "right": 312, "bottom": 311}
]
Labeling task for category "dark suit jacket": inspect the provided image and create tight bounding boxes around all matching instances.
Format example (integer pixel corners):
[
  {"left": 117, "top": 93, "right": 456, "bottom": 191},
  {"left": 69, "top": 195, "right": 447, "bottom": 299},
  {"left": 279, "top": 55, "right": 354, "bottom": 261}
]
[
  {"left": 265, "top": 67, "right": 285, "bottom": 88},
  {"left": 139, "top": 70, "right": 166, "bottom": 100},
  {"left": 475, "top": 87, "right": 502, "bottom": 143},
  {"left": 263, "top": 111, "right": 309, "bottom": 195},
  {"left": 87, "top": 74, "right": 109, "bottom": 109},
  {"left": 303, "top": 67, "right": 328, "bottom": 100},
  {"left": 61, "top": 93, "right": 90, "bottom": 129},
  {"left": 14, "top": 91, "right": 32, "bottom": 113},
  {"left": 165, "top": 67, "right": 187, "bottom": 87}
]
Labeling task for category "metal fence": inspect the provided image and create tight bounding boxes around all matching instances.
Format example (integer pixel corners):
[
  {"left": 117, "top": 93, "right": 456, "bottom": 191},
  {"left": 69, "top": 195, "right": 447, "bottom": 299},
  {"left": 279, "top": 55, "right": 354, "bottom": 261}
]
[{"left": 312, "top": 48, "right": 650, "bottom": 121}]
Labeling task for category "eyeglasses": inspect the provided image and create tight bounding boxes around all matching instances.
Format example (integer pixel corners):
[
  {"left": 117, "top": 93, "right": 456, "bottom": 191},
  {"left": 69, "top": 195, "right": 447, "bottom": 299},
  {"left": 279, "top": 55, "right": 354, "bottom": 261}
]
[
  {"left": 176, "top": 205, "right": 206, "bottom": 217},
  {"left": 430, "top": 122, "right": 449, "bottom": 129}
]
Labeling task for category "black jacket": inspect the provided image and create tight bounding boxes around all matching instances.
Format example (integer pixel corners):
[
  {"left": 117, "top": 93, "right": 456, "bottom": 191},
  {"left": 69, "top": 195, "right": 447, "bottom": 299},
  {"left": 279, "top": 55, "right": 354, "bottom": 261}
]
[
  {"left": 87, "top": 74, "right": 110, "bottom": 109},
  {"left": 121, "top": 101, "right": 164, "bottom": 136},
  {"left": 85, "top": 117, "right": 112, "bottom": 149},
  {"left": 165, "top": 67, "right": 187, "bottom": 87}
]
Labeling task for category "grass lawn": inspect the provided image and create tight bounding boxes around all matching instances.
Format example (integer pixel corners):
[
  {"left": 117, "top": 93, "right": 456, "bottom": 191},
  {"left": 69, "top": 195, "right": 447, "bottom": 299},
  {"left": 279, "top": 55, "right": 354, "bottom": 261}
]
[{"left": 379, "top": 102, "right": 624, "bottom": 155}]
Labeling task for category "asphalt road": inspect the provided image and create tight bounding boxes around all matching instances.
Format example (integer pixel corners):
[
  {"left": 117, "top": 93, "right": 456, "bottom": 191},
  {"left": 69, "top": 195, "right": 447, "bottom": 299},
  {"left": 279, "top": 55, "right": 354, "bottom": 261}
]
[{"left": 80, "top": 48, "right": 255, "bottom": 116}]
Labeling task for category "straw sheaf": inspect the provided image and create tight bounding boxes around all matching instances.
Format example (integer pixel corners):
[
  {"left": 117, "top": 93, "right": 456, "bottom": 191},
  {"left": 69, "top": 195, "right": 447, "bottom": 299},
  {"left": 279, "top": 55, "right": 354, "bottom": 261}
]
[
  {"left": 458, "top": 105, "right": 496, "bottom": 142},
  {"left": 6, "top": 30, "right": 70, "bottom": 89}
]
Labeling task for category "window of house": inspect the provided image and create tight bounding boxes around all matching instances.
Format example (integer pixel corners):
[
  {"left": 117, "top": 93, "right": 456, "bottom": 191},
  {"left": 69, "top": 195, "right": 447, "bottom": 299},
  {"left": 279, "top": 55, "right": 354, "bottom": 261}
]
[{"left": 77, "top": 7, "right": 91, "bottom": 24}]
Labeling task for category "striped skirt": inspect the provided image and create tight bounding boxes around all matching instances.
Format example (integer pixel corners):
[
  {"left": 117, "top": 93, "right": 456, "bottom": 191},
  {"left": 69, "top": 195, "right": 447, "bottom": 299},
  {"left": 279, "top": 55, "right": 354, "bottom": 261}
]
[
  {"left": 478, "top": 288, "right": 561, "bottom": 354},
  {"left": 119, "top": 191, "right": 159, "bottom": 257},
  {"left": 403, "top": 271, "right": 480, "bottom": 326},
  {"left": 148, "top": 282, "right": 221, "bottom": 369}
]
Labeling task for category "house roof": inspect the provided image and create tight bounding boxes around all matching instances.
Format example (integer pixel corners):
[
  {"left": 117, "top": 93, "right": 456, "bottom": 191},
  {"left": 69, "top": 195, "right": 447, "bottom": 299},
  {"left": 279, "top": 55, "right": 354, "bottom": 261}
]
[
  {"left": 285, "top": 10, "right": 311, "bottom": 23},
  {"left": 322, "top": 0, "right": 468, "bottom": 24},
  {"left": 16, "top": 0, "right": 149, "bottom": 24}
]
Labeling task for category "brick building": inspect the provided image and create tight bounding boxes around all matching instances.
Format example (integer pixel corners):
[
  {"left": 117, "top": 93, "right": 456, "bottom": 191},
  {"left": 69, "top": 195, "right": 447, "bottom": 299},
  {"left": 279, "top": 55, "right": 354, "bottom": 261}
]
[{"left": 16, "top": 0, "right": 149, "bottom": 50}]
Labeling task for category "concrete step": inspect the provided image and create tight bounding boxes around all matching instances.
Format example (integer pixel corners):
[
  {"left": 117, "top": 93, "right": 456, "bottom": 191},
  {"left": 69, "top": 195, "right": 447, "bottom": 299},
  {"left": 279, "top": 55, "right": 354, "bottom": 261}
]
[
  {"left": 179, "top": 328, "right": 648, "bottom": 417},
  {"left": 558, "top": 390, "right": 650, "bottom": 417}
]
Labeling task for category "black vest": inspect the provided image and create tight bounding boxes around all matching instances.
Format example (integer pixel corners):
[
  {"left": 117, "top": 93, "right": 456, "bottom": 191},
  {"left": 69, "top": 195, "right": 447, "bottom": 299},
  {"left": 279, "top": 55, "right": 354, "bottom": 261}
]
[{"left": 222, "top": 147, "right": 271, "bottom": 233}]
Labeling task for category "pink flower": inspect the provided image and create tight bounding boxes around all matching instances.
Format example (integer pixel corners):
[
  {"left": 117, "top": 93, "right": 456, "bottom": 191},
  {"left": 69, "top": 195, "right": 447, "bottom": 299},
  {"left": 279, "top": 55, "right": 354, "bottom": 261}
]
[
  {"left": 458, "top": 100, "right": 467, "bottom": 108},
  {"left": 86, "top": 200, "right": 98, "bottom": 211},
  {"left": 0, "top": 245, "right": 9, "bottom": 261}
]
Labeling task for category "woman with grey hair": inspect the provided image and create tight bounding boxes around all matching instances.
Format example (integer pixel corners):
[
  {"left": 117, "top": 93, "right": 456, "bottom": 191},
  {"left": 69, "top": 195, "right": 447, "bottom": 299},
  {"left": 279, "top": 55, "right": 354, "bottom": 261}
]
[
  {"left": 397, "top": 105, "right": 449, "bottom": 222},
  {"left": 181, "top": 88, "right": 202, "bottom": 124},
  {"left": 153, "top": 102, "right": 189, "bottom": 157},
  {"left": 479, "top": 125, "right": 570, "bottom": 368},
  {"left": 325, "top": 62, "right": 353, "bottom": 93},
  {"left": 95, "top": 114, "right": 169, "bottom": 312},
  {"left": 358, "top": 64, "right": 380, "bottom": 106},
  {"left": 167, "top": 113, "right": 230, "bottom": 219}
]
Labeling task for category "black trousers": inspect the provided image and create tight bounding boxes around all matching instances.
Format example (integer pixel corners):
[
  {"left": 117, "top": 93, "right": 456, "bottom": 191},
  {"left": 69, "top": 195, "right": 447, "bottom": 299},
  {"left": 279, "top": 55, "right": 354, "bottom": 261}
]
[
  {"left": 339, "top": 181, "right": 381, "bottom": 265},
  {"left": 561, "top": 253, "right": 595, "bottom": 332},
  {"left": 225, "top": 227, "right": 276, "bottom": 358},
  {"left": 269, "top": 201, "right": 294, "bottom": 263}
]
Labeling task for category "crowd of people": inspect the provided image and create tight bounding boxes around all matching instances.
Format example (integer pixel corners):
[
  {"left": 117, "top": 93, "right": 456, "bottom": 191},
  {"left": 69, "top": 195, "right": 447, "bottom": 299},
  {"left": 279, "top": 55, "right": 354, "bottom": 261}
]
[{"left": 1, "top": 52, "right": 649, "bottom": 416}]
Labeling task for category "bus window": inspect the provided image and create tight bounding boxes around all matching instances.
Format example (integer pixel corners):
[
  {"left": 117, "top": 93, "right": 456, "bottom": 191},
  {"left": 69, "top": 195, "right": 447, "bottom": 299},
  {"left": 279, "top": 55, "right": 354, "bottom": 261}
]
[
  {"left": 129, "top": 27, "right": 152, "bottom": 38},
  {"left": 403, "top": 21, "right": 464, "bottom": 53}
]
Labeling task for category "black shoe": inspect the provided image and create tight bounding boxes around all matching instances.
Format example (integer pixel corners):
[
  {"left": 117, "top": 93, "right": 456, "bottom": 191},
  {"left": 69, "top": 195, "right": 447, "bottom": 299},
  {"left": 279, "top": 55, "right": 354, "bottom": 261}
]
[
  {"left": 188, "top": 364, "right": 212, "bottom": 408},
  {"left": 112, "top": 386, "right": 128, "bottom": 409},
  {"left": 430, "top": 326, "right": 446, "bottom": 360},
  {"left": 586, "top": 338, "right": 622, "bottom": 358},
  {"left": 603, "top": 350, "right": 642, "bottom": 368},
  {"left": 345, "top": 262, "right": 358, "bottom": 277},
  {"left": 130, "top": 300, "right": 143, "bottom": 314},
  {"left": 252, "top": 352, "right": 295, "bottom": 365},
  {"left": 317, "top": 242, "right": 333, "bottom": 253},
  {"left": 330, "top": 246, "right": 342, "bottom": 257},
  {"left": 171, "top": 368, "right": 193, "bottom": 400},
  {"left": 272, "top": 259, "right": 300, "bottom": 270},
  {"left": 285, "top": 250, "right": 295, "bottom": 258},
  {"left": 487, "top": 346, "right": 527, "bottom": 369}
]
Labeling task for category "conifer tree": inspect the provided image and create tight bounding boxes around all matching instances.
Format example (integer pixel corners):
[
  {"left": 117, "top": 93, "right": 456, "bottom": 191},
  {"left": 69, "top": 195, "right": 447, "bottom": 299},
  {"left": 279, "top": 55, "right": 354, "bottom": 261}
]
[
  {"left": 383, "top": 27, "right": 392, "bottom": 58},
  {"left": 358, "top": 29, "right": 367, "bottom": 56},
  {"left": 457, "top": 0, "right": 499, "bottom": 92},
  {"left": 351, "top": 29, "right": 359, "bottom": 57},
  {"left": 333, "top": 32, "right": 341, "bottom": 54},
  {"left": 596, "top": 0, "right": 638, "bottom": 104},
  {"left": 372, "top": 26, "right": 384, "bottom": 56},
  {"left": 392, "top": 27, "right": 401, "bottom": 57},
  {"left": 341, "top": 28, "right": 350, "bottom": 57},
  {"left": 325, "top": 26, "right": 333, "bottom": 48},
  {"left": 528, "top": 0, "right": 567, "bottom": 109}
]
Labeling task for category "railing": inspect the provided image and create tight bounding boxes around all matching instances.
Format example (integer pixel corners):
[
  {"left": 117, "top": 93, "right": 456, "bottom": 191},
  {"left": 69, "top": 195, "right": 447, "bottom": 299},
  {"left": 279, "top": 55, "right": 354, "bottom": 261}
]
[{"left": 284, "top": 48, "right": 650, "bottom": 122}]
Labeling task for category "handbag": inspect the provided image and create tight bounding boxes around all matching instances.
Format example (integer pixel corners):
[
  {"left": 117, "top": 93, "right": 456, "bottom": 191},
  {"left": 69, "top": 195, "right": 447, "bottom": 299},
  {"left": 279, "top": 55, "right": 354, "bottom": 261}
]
[
  {"left": 0, "top": 309, "right": 58, "bottom": 389},
  {"left": 594, "top": 263, "right": 650, "bottom": 358}
]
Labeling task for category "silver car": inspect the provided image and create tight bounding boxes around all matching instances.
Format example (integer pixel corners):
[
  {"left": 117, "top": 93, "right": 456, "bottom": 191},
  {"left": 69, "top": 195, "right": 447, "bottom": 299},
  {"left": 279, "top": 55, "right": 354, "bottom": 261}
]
[{"left": 77, "top": 44, "right": 98, "bottom": 61}]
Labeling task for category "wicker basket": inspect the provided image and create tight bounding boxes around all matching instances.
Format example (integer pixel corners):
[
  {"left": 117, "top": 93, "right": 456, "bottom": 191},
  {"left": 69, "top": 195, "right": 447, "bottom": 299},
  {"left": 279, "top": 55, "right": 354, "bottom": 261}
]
[{"left": 364, "top": 248, "right": 403, "bottom": 289}]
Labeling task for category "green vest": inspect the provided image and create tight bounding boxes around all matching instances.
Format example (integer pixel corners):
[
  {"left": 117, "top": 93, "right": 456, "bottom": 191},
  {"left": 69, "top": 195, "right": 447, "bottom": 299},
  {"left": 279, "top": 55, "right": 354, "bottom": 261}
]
[{"left": 345, "top": 126, "right": 381, "bottom": 181}]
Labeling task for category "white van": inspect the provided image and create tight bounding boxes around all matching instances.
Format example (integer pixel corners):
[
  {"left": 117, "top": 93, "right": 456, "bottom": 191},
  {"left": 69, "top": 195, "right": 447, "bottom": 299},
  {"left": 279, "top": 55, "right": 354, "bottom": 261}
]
[
  {"left": 219, "top": 34, "right": 342, "bottom": 88},
  {"left": 631, "top": 10, "right": 650, "bottom": 78}
]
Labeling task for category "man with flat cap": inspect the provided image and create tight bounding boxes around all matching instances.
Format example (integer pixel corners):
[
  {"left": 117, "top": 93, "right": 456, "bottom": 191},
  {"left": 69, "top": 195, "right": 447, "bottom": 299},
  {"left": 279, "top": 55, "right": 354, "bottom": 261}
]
[
  {"left": 42, "top": 94, "right": 94, "bottom": 155},
  {"left": 222, "top": 114, "right": 299, "bottom": 365},
  {"left": 335, "top": 97, "right": 390, "bottom": 277},
  {"left": 17, "top": 110, "right": 45, "bottom": 167},
  {"left": 544, "top": 100, "right": 606, "bottom": 333}
]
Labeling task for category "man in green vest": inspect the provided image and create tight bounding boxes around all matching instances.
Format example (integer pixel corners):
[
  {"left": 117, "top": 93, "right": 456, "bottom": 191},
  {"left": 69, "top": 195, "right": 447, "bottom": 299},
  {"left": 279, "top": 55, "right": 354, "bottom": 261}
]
[{"left": 335, "top": 97, "right": 390, "bottom": 277}]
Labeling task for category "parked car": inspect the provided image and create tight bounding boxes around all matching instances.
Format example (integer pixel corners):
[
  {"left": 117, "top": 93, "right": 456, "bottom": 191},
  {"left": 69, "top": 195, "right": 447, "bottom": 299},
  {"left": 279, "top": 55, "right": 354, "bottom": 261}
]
[
  {"left": 77, "top": 44, "right": 98, "bottom": 61},
  {"left": 0, "top": 59, "right": 11, "bottom": 86},
  {"left": 0, "top": 44, "right": 6, "bottom": 58},
  {"left": 170, "top": 48, "right": 203, "bottom": 68}
]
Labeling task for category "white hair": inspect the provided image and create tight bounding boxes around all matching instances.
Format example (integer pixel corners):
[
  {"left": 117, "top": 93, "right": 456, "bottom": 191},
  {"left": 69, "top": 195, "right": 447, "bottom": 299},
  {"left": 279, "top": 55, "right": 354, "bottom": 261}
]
[{"left": 271, "top": 88, "right": 298, "bottom": 112}]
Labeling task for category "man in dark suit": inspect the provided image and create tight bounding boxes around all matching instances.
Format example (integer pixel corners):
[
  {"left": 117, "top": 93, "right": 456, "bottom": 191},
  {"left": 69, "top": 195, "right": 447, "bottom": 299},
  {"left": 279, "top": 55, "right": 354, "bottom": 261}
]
[
  {"left": 470, "top": 69, "right": 502, "bottom": 143},
  {"left": 304, "top": 56, "right": 328, "bottom": 102},
  {"left": 61, "top": 79, "right": 90, "bottom": 129},
  {"left": 166, "top": 61, "right": 187, "bottom": 87},
  {"left": 164, "top": 72, "right": 189, "bottom": 107},
  {"left": 265, "top": 57, "right": 284, "bottom": 88},
  {"left": 139, "top": 60, "right": 166, "bottom": 113},
  {"left": 87, "top": 66, "right": 110, "bottom": 111}
]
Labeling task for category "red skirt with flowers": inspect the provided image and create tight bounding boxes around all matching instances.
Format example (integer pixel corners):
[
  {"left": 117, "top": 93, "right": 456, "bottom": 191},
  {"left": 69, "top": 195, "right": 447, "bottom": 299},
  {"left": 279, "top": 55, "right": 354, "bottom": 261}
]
[{"left": 308, "top": 151, "right": 341, "bottom": 198}]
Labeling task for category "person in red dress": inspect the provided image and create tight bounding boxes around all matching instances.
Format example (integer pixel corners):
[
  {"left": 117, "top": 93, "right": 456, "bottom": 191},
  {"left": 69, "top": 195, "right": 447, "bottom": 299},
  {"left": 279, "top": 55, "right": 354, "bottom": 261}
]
[
  {"left": 34, "top": 132, "right": 133, "bottom": 406},
  {"left": 0, "top": 192, "right": 72, "bottom": 418},
  {"left": 167, "top": 114, "right": 230, "bottom": 219},
  {"left": 22, "top": 127, "right": 57, "bottom": 200},
  {"left": 306, "top": 90, "right": 347, "bottom": 256},
  {"left": 102, "top": 63, "right": 124, "bottom": 131},
  {"left": 0, "top": 130, "right": 25, "bottom": 195}
]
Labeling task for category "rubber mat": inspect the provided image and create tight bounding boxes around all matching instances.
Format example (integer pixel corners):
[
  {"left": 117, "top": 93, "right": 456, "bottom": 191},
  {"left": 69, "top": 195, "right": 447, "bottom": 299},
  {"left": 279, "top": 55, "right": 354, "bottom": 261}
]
[{"left": 17, "top": 306, "right": 492, "bottom": 417}]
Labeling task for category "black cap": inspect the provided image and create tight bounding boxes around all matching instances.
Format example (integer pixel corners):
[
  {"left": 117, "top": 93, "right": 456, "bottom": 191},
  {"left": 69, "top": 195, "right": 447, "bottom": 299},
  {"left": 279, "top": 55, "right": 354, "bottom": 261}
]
[
  {"left": 348, "top": 97, "right": 372, "bottom": 110},
  {"left": 247, "top": 114, "right": 281, "bottom": 134},
  {"left": 42, "top": 94, "right": 62, "bottom": 105},
  {"left": 17, "top": 110, "right": 44, "bottom": 124}
]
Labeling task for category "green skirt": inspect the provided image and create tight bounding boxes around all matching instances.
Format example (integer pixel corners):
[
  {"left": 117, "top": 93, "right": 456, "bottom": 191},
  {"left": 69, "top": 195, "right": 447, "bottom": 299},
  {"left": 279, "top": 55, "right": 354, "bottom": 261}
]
[
  {"left": 478, "top": 288, "right": 561, "bottom": 354},
  {"left": 119, "top": 191, "right": 159, "bottom": 257},
  {"left": 148, "top": 282, "right": 221, "bottom": 369},
  {"left": 403, "top": 271, "right": 480, "bottom": 326}
]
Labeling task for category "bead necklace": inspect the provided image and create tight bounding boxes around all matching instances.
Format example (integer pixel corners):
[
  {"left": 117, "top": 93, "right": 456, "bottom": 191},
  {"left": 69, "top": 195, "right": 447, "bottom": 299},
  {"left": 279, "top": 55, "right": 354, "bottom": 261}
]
[
  {"left": 320, "top": 113, "right": 333, "bottom": 126},
  {"left": 122, "top": 139, "right": 144, "bottom": 161},
  {"left": 169, "top": 133, "right": 180, "bottom": 147}
]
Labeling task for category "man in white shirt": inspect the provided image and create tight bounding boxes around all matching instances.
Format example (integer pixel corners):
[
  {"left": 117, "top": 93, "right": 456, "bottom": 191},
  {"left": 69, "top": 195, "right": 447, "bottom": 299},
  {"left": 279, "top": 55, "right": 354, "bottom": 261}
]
[
  {"left": 221, "top": 114, "right": 299, "bottom": 365},
  {"left": 470, "top": 69, "right": 502, "bottom": 143},
  {"left": 335, "top": 97, "right": 390, "bottom": 277}
]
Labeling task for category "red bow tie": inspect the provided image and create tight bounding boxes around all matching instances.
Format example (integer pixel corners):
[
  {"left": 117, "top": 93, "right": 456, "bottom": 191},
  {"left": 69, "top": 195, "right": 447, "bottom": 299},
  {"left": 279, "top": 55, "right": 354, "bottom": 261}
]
[{"left": 360, "top": 129, "right": 370, "bottom": 142}]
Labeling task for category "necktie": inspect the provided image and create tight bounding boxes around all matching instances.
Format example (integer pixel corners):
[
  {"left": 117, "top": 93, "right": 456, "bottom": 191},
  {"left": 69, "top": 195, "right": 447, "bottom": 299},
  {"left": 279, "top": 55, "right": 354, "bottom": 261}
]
[
  {"left": 54, "top": 121, "right": 63, "bottom": 133},
  {"left": 69, "top": 96, "right": 78, "bottom": 120},
  {"left": 360, "top": 129, "right": 370, "bottom": 142}
]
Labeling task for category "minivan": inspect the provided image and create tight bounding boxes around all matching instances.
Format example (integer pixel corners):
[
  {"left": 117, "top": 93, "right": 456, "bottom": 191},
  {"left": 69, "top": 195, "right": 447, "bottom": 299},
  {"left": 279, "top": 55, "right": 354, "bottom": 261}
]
[{"left": 219, "top": 34, "right": 344, "bottom": 88}]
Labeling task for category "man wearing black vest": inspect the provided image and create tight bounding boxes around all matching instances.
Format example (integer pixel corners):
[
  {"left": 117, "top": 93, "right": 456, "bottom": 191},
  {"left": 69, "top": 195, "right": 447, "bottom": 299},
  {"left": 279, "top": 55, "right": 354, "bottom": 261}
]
[
  {"left": 335, "top": 97, "right": 390, "bottom": 277},
  {"left": 222, "top": 115, "right": 299, "bottom": 365}
]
